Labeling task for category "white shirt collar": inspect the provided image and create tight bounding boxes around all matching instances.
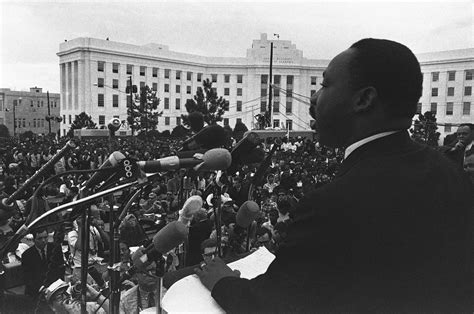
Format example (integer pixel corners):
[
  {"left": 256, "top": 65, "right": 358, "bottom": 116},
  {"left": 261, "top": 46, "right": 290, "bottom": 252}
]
[{"left": 344, "top": 131, "right": 400, "bottom": 160}]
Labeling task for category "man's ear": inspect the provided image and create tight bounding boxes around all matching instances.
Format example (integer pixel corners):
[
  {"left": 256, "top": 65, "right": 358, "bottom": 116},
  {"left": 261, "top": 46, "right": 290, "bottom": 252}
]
[{"left": 352, "top": 87, "right": 377, "bottom": 113}]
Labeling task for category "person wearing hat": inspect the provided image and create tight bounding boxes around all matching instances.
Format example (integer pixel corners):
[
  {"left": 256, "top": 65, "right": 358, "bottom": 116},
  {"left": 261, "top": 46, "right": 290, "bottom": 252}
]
[{"left": 44, "top": 279, "right": 109, "bottom": 313}]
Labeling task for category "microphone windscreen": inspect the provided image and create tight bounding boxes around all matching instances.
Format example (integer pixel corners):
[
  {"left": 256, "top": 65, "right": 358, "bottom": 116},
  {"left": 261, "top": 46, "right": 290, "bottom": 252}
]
[
  {"left": 236, "top": 201, "right": 260, "bottom": 228},
  {"left": 153, "top": 221, "right": 189, "bottom": 254},
  {"left": 192, "top": 125, "right": 227, "bottom": 149},
  {"left": 188, "top": 112, "right": 204, "bottom": 133},
  {"left": 240, "top": 147, "right": 265, "bottom": 164},
  {"left": 179, "top": 195, "right": 203, "bottom": 219},
  {"left": 195, "top": 148, "right": 232, "bottom": 171},
  {"left": 84, "top": 151, "right": 126, "bottom": 190}
]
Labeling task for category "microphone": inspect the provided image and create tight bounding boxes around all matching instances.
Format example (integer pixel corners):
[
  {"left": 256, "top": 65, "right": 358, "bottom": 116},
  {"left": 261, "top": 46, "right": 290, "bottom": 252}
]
[
  {"left": 180, "top": 124, "right": 227, "bottom": 151},
  {"left": 108, "top": 118, "right": 122, "bottom": 132},
  {"left": 132, "top": 221, "right": 189, "bottom": 270},
  {"left": 228, "top": 132, "right": 264, "bottom": 174},
  {"left": 137, "top": 148, "right": 232, "bottom": 173},
  {"left": 188, "top": 111, "right": 204, "bottom": 133},
  {"left": 178, "top": 195, "right": 203, "bottom": 225},
  {"left": 82, "top": 151, "right": 126, "bottom": 192},
  {"left": 236, "top": 201, "right": 260, "bottom": 229}
]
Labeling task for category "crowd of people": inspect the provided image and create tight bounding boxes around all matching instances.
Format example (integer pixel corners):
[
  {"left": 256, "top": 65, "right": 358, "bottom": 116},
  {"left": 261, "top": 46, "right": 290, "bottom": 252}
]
[
  {"left": 0, "top": 130, "right": 346, "bottom": 313},
  {"left": 0, "top": 37, "right": 473, "bottom": 313}
]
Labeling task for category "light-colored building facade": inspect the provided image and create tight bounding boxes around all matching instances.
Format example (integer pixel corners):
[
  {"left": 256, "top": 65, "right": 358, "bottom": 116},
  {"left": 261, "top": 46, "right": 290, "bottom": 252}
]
[
  {"left": 57, "top": 34, "right": 473, "bottom": 142},
  {"left": 0, "top": 87, "right": 61, "bottom": 136}
]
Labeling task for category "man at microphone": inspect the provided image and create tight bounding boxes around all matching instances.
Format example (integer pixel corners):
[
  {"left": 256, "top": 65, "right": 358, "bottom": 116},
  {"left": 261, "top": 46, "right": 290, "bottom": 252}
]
[{"left": 195, "top": 39, "right": 473, "bottom": 313}]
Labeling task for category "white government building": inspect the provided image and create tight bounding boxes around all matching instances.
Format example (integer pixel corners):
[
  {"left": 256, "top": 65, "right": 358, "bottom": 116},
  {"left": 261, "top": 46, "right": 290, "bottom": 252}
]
[{"left": 57, "top": 34, "right": 473, "bottom": 142}]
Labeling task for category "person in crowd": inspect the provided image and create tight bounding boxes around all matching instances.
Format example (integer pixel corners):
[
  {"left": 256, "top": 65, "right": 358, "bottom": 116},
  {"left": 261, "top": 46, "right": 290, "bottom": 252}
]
[
  {"left": 119, "top": 262, "right": 159, "bottom": 314},
  {"left": 227, "top": 176, "right": 249, "bottom": 207},
  {"left": 443, "top": 123, "right": 474, "bottom": 170},
  {"left": 22, "top": 228, "right": 65, "bottom": 302},
  {"left": 262, "top": 173, "right": 278, "bottom": 193},
  {"left": 195, "top": 38, "right": 473, "bottom": 312},
  {"left": 119, "top": 213, "right": 148, "bottom": 247},
  {"left": 166, "top": 171, "right": 181, "bottom": 196}
]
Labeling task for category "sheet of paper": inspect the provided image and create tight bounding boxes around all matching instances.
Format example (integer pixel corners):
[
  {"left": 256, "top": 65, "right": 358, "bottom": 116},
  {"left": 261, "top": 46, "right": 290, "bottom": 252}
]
[{"left": 161, "top": 247, "right": 276, "bottom": 314}]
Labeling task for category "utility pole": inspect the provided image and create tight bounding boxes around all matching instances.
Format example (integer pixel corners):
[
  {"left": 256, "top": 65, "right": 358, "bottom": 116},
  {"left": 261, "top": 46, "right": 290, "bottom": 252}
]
[
  {"left": 127, "top": 76, "right": 135, "bottom": 137},
  {"left": 47, "top": 91, "right": 52, "bottom": 134},
  {"left": 267, "top": 42, "right": 274, "bottom": 128}
]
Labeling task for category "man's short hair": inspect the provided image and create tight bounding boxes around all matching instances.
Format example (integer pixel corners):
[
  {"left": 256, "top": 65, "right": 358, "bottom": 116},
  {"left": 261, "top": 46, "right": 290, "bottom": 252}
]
[
  {"left": 31, "top": 228, "right": 48, "bottom": 239},
  {"left": 349, "top": 38, "right": 423, "bottom": 119},
  {"left": 459, "top": 123, "right": 474, "bottom": 131}
]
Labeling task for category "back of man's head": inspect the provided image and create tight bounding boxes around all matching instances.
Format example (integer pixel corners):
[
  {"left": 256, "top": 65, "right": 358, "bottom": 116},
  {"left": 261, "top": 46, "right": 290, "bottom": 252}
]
[{"left": 349, "top": 38, "right": 423, "bottom": 119}]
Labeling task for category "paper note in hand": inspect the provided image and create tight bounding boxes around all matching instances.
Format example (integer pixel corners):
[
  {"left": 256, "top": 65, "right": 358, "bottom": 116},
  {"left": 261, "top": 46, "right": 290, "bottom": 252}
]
[{"left": 161, "top": 247, "right": 276, "bottom": 314}]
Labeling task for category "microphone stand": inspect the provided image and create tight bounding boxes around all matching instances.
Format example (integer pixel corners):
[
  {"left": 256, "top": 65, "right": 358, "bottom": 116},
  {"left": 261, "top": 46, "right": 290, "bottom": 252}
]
[
  {"left": 155, "top": 256, "right": 166, "bottom": 314},
  {"left": 211, "top": 184, "right": 223, "bottom": 258}
]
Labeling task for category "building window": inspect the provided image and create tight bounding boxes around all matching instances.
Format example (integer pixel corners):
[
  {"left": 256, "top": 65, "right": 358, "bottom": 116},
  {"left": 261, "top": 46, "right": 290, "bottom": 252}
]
[
  {"left": 446, "top": 102, "right": 453, "bottom": 115},
  {"left": 38, "top": 100, "right": 41, "bottom": 107},
  {"left": 260, "top": 101, "right": 267, "bottom": 112},
  {"left": 113, "top": 63, "right": 119, "bottom": 74},
  {"left": 33, "top": 119, "right": 36, "bottom": 128},
  {"left": 237, "top": 88, "right": 242, "bottom": 96},
  {"left": 273, "top": 119, "right": 280, "bottom": 129},
  {"left": 236, "top": 101, "right": 242, "bottom": 112},
  {"left": 139, "top": 66, "right": 146, "bottom": 76},
  {"left": 164, "top": 84, "right": 169, "bottom": 93},
  {"left": 465, "top": 86, "right": 472, "bottom": 96},
  {"left": 286, "top": 120, "right": 293, "bottom": 130},
  {"left": 97, "top": 78, "right": 104, "bottom": 88},
  {"left": 152, "top": 83, "right": 158, "bottom": 91},
  {"left": 197, "top": 73, "right": 202, "bottom": 82},
  {"left": 286, "top": 89, "right": 293, "bottom": 98},
  {"left": 431, "top": 88, "right": 438, "bottom": 97},
  {"left": 211, "top": 87, "right": 217, "bottom": 94},
  {"left": 165, "top": 69, "right": 170, "bottom": 79},
  {"left": 175, "top": 71, "right": 181, "bottom": 80},
  {"left": 273, "top": 101, "right": 279, "bottom": 113},
  {"left": 176, "top": 117, "right": 181, "bottom": 126},
  {"left": 30, "top": 100, "right": 33, "bottom": 107},
  {"left": 63, "top": 115, "right": 66, "bottom": 124},
  {"left": 98, "top": 61, "right": 105, "bottom": 72},
  {"left": 165, "top": 117, "right": 170, "bottom": 125},
  {"left": 286, "top": 101, "right": 292, "bottom": 114},
  {"left": 274, "top": 75, "right": 281, "bottom": 85},
  {"left": 447, "top": 87, "right": 454, "bottom": 96},
  {"left": 69, "top": 115, "right": 72, "bottom": 124},
  {"left": 164, "top": 98, "right": 169, "bottom": 109},
  {"left": 261, "top": 75, "right": 268, "bottom": 84},
  {"left": 261, "top": 88, "right": 267, "bottom": 97},
  {"left": 175, "top": 98, "right": 181, "bottom": 110},
  {"left": 223, "top": 118, "right": 229, "bottom": 126},
  {"left": 237, "top": 75, "right": 243, "bottom": 84},
  {"left": 224, "top": 75, "right": 230, "bottom": 83},
  {"left": 113, "top": 95, "right": 119, "bottom": 107},
  {"left": 463, "top": 102, "right": 471, "bottom": 115},
  {"left": 448, "top": 71, "right": 456, "bottom": 81},
  {"left": 41, "top": 100, "right": 44, "bottom": 107},
  {"left": 140, "top": 82, "right": 145, "bottom": 89},
  {"left": 152, "top": 67, "right": 158, "bottom": 78},
  {"left": 430, "top": 102, "right": 437, "bottom": 114},
  {"left": 432, "top": 72, "right": 439, "bottom": 82},
  {"left": 186, "top": 86, "right": 191, "bottom": 94},
  {"left": 274, "top": 88, "right": 280, "bottom": 97},
  {"left": 187, "top": 72, "right": 192, "bottom": 81},
  {"left": 444, "top": 124, "right": 452, "bottom": 133},
  {"left": 176, "top": 85, "right": 181, "bottom": 93},
  {"left": 211, "top": 74, "right": 217, "bottom": 83},
  {"left": 465, "top": 70, "right": 473, "bottom": 80},
  {"left": 224, "top": 88, "right": 230, "bottom": 96},
  {"left": 416, "top": 103, "right": 422, "bottom": 114},
  {"left": 126, "top": 64, "right": 133, "bottom": 75},
  {"left": 98, "top": 94, "right": 104, "bottom": 107},
  {"left": 224, "top": 101, "right": 229, "bottom": 111},
  {"left": 236, "top": 118, "right": 242, "bottom": 124},
  {"left": 311, "top": 76, "right": 317, "bottom": 85},
  {"left": 112, "top": 79, "right": 119, "bottom": 89}
]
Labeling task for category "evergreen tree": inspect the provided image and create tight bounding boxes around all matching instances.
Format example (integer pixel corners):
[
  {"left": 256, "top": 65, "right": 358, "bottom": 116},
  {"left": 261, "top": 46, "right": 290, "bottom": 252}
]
[
  {"left": 171, "top": 125, "right": 189, "bottom": 138},
  {"left": 67, "top": 112, "right": 97, "bottom": 137},
  {"left": 409, "top": 111, "right": 440, "bottom": 146},
  {"left": 128, "top": 85, "right": 161, "bottom": 135},
  {"left": 182, "top": 79, "right": 228, "bottom": 127}
]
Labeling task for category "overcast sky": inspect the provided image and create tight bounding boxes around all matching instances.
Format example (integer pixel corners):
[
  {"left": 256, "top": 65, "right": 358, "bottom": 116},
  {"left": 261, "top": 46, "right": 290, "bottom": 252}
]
[{"left": 0, "top": 0, "right": 472, "bottom": 92}]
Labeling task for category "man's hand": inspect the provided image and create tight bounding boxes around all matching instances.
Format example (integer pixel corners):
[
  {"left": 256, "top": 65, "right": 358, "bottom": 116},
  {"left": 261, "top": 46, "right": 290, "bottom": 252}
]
[{"left": 194, "top": 257, "right": 241, "bottom": 291}]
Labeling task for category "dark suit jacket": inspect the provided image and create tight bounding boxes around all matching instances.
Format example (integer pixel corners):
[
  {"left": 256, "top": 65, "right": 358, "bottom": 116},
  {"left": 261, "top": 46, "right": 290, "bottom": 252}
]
[
  {"left": 212, "top": 131, "right": 473, "bottom": 313},
  {"left": 22, "top": 242, "right": 65, "bottom": 298}
]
